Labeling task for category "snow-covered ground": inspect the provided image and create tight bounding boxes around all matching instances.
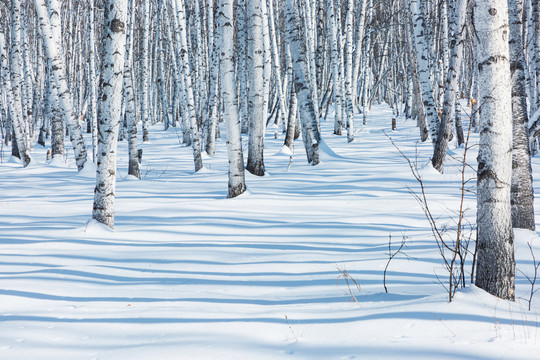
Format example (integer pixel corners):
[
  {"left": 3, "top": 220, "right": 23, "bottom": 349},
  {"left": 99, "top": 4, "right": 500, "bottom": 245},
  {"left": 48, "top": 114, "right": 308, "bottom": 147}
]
[{"left": 1, "top": 105, "right": 540, "bottom": 359}]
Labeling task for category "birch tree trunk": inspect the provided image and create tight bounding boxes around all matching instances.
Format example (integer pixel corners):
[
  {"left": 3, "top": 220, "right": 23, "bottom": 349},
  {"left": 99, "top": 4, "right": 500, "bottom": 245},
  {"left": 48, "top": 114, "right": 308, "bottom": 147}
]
[
  {"left": 35, "top": 0, "right": 88, "bottom": 170},
  {"left": 285, "top": 0, "right": 319, "bottom": 165},
  {"left": 123, "top": 0, "right": 140, "bottom": 179},
  {"left": 92, "top": 0, "right": 128, "bottom": 229},
  {"left": 267, "top": 0, "right": 288, "bottom": 132},
  {"left": 328, "top": 0, "right": 343, "bottom": 136},
  {"left": 344, "top": 0, "right": 355, "bottom": 142},
  {"left": 205, "top": 0, "right": 219, "bottom": 157},
  {"left": 474, "top": 0, "right": 515, "bottom": 300},
  {"left": 431, "top": 0, "right": 467, "bottom": 173},
  {"left": 89, "top": 0, "right": 98, "bottom": 163},
  {"left": 218, "top": 0, "right": 247, "bottom": 198},
  {"left": 533, "top": 0, "right": 540, "bottom": 108},
  {"left": 0, "top": 18, "right": 31, "bottom": 166},
  {"left": 508, "top": 0, "right": 535, "bottom": 230},
  {"left": 352, "top": 0, "right": 371, "bottom": 110},
  {"left": 246, "top": 0, "right": 266, "bottom": 176},
  {"left": 141, "top": 0, "right": 150, "bottom": 142},
  {"left": 173, "top": 0, "right": 204, "bottom": 172},
  {"left": 408, "top": 0, "right": 439, "bottom": 143},
  {"left": 47, "top": 0, "right": 65, "bottom": 160}
]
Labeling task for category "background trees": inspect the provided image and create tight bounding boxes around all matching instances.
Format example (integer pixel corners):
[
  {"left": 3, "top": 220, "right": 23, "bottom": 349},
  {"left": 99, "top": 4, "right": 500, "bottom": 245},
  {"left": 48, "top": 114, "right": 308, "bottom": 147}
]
[{"left": 0, "top": 0, "right": 536, "bottom": 299}]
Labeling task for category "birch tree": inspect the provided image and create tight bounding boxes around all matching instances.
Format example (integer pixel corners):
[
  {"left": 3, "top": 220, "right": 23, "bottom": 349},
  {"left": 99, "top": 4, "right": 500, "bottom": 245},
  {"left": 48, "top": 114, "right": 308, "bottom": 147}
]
[
  {"left": 285, "top": 0, "right": 319, "bottom": 165},
  {"left": 408, "top": 0, "right": 439, "bottom": 143},
  {"left": 474, "top": 0, "right": 515, "bottom": 300},
  {"left": 141, "top": 0, "right": 150, "bottom": 142},
  {"left": 508, "top": 0, "right": 535, "bottom": 230},
  {"left": 246, "top": 0, "right": 266, "bottom": 176},
  {"left": 35, "top": 0, "right": 88, "bottom": 170},
  {"left": 123, "top": 0, "right": 140, "bottom": 179},
  {"left": 173, "top": 0, "right": 204, "bottom": 172},
  {"left": 88, "top": 0, "right": 98, "bottom": 163},
  {"left": 0, "top": 10, "right": 30, "bottom": 166},
  {"left": 431, "top": 0, "right": 468, "bottom": 172},
  {"left": 92, "top": 0, "right": 128, "bottom": 229},
  {"left": 218, "top": 0, "right": 247, "bottom": 198}
]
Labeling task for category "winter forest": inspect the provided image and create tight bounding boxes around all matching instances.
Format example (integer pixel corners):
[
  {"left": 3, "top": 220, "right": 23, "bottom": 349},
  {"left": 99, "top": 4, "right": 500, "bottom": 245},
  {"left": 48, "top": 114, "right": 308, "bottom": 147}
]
[{"left": 2, "top": 0, "right": 540, "bottom": 358}]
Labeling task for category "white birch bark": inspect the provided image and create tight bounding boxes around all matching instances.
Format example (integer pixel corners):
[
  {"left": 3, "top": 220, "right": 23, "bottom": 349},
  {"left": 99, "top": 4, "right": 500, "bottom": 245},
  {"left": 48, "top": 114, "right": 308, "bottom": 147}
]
[
  {"left": 509, "top": 0, "right": 535, "bottom": 230},
  {"left": 123, "top": 0, "right": 140, "bottom": 179},
  {"left": 237, "top": 0, "right": 249, "bottom": 134},
  {"left": 35, "top": 0, "right": 88, "bottom": 170},
  {"left": 328, "top": 0, "right": 342, "bottom": 135},
  {"left": 352, "top": 0, "right": 371, "bottom": 110},
  {"left": 300, "top": 0, "right": 321, "bottom": 141},
  {"left": 261, "top": 0, "right": 272, "bottom": 126},
  {"left": 218, "top": 0, "right": 247, "bottom": 198},
  {"left": 533, "top": 0, "right": 540, "bottom": 108},
  {"left": 408, "top": 0, "right": 439, "bottom": 143},
  {"left": 0, "top": 23, "right": 30, "bottom": 166},
  {"left": 431, "top": 0, "right": 467, "bottom": 173},
  {"left": 285, "top": 0, "right": 319, "bottom": 165},
  {"left": 20, "top": 6, "right": 33, "bottom": 146},
  {"left": 92, "top": 0, "right": 128, "bottom": 229},
  {"left": 141, "top": 0, "right": 150, "bottom": 142},
  {"left": 474, "top": 0, "right": 515, "bottom": 300},
  {"left": 246, "top": 0, "right": 266, "bottom": 176},
  {"left": 89, "top": 0, "right": 98, "bottom": 163},
  {"left": 267, "top": 0, "right": 288, "bottom": 131},
  {"left": 344, "top": 0, "right": 355, "bottom": 142},
  {"left": 173, "top": 0, "right": 203, "bottom": 172},
  {"left": 205, "top": 0, "right": 219, "bottom": 156},
  {"left": 46, "top": 0, "right": 64, "bottom": 159}
]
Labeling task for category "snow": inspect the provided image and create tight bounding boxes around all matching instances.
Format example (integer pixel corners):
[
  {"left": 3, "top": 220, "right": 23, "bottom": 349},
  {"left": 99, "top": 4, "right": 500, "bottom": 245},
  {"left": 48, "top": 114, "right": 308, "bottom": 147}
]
[{"left": 1, "top": 104, "right": 540, "bottom": 359}]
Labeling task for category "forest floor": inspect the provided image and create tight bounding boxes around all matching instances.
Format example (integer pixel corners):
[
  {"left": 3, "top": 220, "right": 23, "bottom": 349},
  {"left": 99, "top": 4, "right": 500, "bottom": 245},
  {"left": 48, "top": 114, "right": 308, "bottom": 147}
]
[{"left": 1, "top": 104, "right": 540, "bottom": 359}]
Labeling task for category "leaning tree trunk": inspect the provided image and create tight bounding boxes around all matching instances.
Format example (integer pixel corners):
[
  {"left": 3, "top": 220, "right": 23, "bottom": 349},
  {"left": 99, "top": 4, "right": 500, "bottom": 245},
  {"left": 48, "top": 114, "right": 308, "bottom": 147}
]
[
  {"left": 408, "top": 0, "right": 439, "bottom": 143},
  {"left": 284, "top": 0, "right": 319, "bottom": 165},
  {"left": 474, "top": 0, "right": 515, "bottom": 301},
  {"left": 508, "top": 0, "right": 536, "bottom": 230},
  {"left": 34, "top": 0, "right": 88, "bottom": 170},
  {"left": 219, "top": 0, "right": 247, "bottom": 198},
  {"left": 92, "top": 0, "right": 128, "bottom": 229}
]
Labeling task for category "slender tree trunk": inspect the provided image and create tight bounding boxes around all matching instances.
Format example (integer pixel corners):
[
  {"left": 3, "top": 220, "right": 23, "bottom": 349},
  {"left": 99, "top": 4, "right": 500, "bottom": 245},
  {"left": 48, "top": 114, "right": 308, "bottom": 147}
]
[
  {"left": 408, "top": 0, "right": 439, "bottom": 143},
  {"left": 344, "top": 0, "right": 355, "bottom": 142},
  {"left": 0, "top": 18, "right": 30, "bottom": 166},
  {"left": 141, "top": 0, "right": 150, "bottom": 142},
  {"left": 219, "top": 0, "right": 247, "bottom": 198},
  {"left": 205, "top": 0, "right": 219, "bottom": 156},
  {"left": 246, "top": 0, "right": 266, "bottom": 176},
  {"left": 173, "top": 0, "right": 204, "bottom": 172},
  {"left": 432, "top": 0, "right": 467, "bottom": 172},
  {"left": 35, "top": 0, "right": 88, "bottom": 170},
  {"left": 509, "top": 0, "right": 536, "bottom": 230},
  {"left": 92, "top": 0, "right": 128, "bottom": 229},
  {"left": 328, "top": 0, "right": 342, "bottom": 136},
  {"left": 123, "top": 0, "right": 140, "bottom": 179},
  {"left": 89, "top": 0, "right": 98, "bottom": 163},
  {"left": 285, "top": 0, "right": 319, "bottom": 165}
]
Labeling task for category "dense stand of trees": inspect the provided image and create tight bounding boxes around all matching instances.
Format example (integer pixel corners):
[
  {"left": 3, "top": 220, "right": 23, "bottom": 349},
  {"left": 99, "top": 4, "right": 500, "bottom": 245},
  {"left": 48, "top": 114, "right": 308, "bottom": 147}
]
[{"left": 0, "top": 0, "right": 537, "bottom": 300}]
